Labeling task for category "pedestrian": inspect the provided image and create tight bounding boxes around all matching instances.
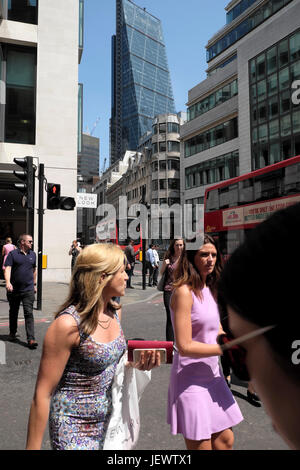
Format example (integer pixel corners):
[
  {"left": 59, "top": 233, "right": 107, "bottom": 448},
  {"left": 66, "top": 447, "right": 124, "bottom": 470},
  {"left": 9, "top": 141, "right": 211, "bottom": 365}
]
[
  {"left": 26, "top": 243, "right": 160, "bottom": 450},
  {"left": 124, "top": 239, "right": 136, "bottom": 289},
  {"left": 145, "top": 244, "right": 155, "bottom": 287},
  {"left": 68, "top": 240, "right": 82, "bottom": 272},
  {"left": 2, "top": 237, "right": 16, "bottom": 272},
  {"left": 160, "top": 239, "right": 185, "bottom": 342},
  {"left": 4, "top": 234, "right": 38, "bottom": 349},
  {"left": 218, "top": 202, "right": 300, "bottom": 450},
  {"left": 167, "top": 234, "right": 243, "bottom": 450},
  {"left": 152, "top": 245, "right": 160, "bottom": 286}
]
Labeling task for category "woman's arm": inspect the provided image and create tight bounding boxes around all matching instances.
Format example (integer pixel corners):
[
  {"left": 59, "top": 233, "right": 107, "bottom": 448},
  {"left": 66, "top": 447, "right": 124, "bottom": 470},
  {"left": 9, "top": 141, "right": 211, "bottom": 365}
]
[
  {"left": 171, "top": 286, "right": 223, "bottom": 359},
  {"left": 160, "top": 259, "right": 169, "bottom": 275},
  {"left": 26, "top": 315, "right": 80, "bottom": 450}
]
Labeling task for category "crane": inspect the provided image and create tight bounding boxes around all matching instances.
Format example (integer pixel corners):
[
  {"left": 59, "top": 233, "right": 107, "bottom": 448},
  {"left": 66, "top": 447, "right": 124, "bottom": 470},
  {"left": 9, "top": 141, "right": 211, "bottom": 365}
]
[{"left": 86, "top": 117, "right": 100, "bottom": 136}]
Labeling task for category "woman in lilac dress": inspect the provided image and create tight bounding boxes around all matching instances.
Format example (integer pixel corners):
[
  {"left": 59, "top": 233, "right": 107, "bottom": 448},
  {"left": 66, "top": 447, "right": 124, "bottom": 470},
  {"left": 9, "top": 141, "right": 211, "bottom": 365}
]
[
  {"left": 26, "top": 243, "right": 160, "bottom": 450},
  {"left": 167, "top": 235, "right": 243, "bottom": 450}
]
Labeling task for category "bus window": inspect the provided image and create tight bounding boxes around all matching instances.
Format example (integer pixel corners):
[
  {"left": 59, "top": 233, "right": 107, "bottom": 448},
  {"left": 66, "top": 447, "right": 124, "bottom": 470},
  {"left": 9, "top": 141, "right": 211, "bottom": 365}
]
[
  {"left": 254, "top": 169, "right": 283, "bottom": 201},
  {"left": 238, "top": 178, "right": 254, "bottom": 205},
  {"left": 216, "top": 230, "right": 245, "bottom": 259},
  {"left": 283, "top": 163, "right": 300, "bottom": 195},
  {"left": 205, "top": 189, "right": 219, "bottom": 211},
  {"left": 219, "top": 183, "right": 238, "bottom": 209}
]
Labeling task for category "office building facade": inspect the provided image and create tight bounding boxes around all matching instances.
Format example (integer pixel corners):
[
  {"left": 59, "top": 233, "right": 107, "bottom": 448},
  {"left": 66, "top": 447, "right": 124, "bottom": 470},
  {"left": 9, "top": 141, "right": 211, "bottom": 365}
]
[
  {"left": 181, "top": 0, "right": 300, "bottom": 226},
  {"left": 0, "top": 0, "right": 82, "bottom": 282},
  {"left": 110, "top": 0, "right": 176, "bottom": 165}
]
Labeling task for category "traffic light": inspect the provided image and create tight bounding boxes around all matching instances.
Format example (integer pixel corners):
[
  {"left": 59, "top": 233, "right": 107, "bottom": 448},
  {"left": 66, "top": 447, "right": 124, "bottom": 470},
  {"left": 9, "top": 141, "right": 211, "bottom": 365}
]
[
  {"left": 47, "top": 183, "right": 76, "bottom": 211},
  {"left": 13, "top": 157, "right": 35, "bottom": 209},
  {"left": 47, "top": 183, "right": 61, "bottom": 209}
]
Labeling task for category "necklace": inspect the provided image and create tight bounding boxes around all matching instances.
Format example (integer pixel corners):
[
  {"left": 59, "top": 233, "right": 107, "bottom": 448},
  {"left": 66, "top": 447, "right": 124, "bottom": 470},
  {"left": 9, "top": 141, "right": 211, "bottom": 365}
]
[{"left": 97, "top": 313, "right": 113, "bottom": 329}]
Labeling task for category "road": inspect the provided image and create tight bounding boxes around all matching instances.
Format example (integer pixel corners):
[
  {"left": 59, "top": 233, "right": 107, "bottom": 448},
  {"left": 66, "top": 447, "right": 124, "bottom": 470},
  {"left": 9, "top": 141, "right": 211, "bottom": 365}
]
[{"left": 0, "top": 269, "right": 289, "bottom": 451}]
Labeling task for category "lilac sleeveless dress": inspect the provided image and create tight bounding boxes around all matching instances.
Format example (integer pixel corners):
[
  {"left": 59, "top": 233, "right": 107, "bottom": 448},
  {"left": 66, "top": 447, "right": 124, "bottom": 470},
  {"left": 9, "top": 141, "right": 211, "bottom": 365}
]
[
  {"left": 49, "top": 306, "right": 126, "bottom": 450},
  {"left": 167, "top": 288, "right": 243, "bottom": 441}
]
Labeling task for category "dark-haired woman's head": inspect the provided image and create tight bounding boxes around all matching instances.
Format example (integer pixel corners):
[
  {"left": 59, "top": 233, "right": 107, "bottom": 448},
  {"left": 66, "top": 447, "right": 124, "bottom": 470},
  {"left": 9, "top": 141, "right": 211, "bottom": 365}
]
[
  {"left": 173, "top": 234, "right": 222, "bottom": 298},
  {"left": 218, "top": 202, "right": 300, "bottom": 449},
  {"left": 164, "top": 238, "right": 185, "bottom": 260}
]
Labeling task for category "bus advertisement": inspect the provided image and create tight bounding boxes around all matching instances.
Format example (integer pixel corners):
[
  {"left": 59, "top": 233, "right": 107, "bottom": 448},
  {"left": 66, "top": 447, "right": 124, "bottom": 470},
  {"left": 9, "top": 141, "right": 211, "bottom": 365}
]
[{"left": 204, "top": 155, "right": 300, "bottom": 259}]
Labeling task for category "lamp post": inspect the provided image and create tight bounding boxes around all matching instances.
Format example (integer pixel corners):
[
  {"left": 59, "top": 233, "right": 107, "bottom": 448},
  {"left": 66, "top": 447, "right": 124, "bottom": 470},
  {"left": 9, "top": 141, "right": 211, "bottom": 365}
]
[{"left": 140, "top": 186, "right": 150, "bottom": 290}]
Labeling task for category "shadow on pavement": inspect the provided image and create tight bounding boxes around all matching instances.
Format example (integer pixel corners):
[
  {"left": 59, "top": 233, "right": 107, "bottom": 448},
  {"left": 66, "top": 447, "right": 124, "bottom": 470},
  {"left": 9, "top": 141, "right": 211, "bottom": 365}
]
[{"left": 0, "top": 334, "right": 29, "bottom": 350}]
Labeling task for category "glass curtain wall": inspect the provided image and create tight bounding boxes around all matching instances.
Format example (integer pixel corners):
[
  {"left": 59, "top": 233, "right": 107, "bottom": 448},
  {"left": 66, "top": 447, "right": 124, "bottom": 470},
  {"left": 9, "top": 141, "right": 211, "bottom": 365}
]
[
  {"left": 5, "top": 45, "right": 36, "bottom": 144},
  {"left": 250, "top": 29, "right": 300, "bottom": 169},
  {"left": 116, "top": 0, "right": 175, "bottom": 158}
]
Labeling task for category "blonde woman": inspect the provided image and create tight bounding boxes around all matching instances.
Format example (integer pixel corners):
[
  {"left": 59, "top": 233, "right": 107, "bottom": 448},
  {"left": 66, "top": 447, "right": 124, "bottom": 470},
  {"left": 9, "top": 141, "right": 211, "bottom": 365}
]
[{"left": 26, "top": 243, "right": 159, "bottom": 450}]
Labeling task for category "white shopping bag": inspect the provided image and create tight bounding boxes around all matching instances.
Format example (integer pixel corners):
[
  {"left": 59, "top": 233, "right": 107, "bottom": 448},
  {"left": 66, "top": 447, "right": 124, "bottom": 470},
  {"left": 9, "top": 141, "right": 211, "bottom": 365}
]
[{"left": 103, "top": 352, "right": 151, "bottom": 450}]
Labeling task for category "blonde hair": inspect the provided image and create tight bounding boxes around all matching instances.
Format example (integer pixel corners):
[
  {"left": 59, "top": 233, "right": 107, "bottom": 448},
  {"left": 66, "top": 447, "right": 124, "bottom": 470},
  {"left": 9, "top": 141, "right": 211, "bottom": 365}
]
[
  {"left": 6, "top": 237, "right": 12, "bottom": 244},
  {"left": 55, "top": 243, "right": 126, "bottom": 335}
]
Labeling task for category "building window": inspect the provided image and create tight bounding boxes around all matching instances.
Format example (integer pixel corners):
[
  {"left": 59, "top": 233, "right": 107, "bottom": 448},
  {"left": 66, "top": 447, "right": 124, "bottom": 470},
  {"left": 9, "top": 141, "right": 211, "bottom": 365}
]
[
  {"left": 187, "top": 79, "right": 238, "bottom": 122},
  {"left": 250, "top": 29, "right": 300, "bottom": 170},
  {"left": 207, "top": 0, "right": 292, "bottom": 62},
  {"left": 168, "top": 178, "right": 180, "bottom": 190},
  {"left": 185, "top": 151, "right": 239, "bottom": 190},
  {"left": 159, "top": 160, "right": 166, "bottom": 171},
  {"left": 159, "top": 123, "right": 166, "bottom": 134},
  {"left": 1, "top": 0, "right": 39, "bottom": 24},
  {"left": 167, "top": 140, "right": 180, "bottom": 153},
  {"left": 159, "top": 141, "right": 166, "bottom": 152},
  {"left": 159, "top": 179, "right": 167, "bottom": 190},
  {"left": 168, "top": 159, "right": 180, "bottom": 171},
  {"left": 167, "top": 122, "right": 179, "bottom": 134},
  {"left": 184, "top": 117, "right": 238, "bottom": 158},
  {"left": 0, "top": 44, "right": 37, "bottom": 144}
]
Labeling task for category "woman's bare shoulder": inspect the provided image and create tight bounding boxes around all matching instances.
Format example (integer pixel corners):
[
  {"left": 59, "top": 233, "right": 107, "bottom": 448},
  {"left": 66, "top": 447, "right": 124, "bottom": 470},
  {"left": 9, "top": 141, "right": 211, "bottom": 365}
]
[
  {"left": 172, "top": 285, "right": 193, "bottom": 303},
  {"left": 46, "top": 312, "right": 80, "bottom": 346}
]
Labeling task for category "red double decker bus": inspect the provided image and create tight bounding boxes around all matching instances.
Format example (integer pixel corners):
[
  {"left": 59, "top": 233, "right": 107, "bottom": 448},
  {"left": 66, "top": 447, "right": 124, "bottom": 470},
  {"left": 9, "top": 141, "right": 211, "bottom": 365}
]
[
  {"left": 204, "top": 155, "right": 300, "bottom": 259},
  {"left": 95, "top": 217, "right": 142, "bottom": 258}
]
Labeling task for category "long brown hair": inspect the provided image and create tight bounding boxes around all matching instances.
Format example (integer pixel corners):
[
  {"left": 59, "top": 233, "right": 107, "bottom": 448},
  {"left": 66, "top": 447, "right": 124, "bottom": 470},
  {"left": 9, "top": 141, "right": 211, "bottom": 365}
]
[
  {"left": 173, "top": 234, "right": 222, "bottom": 299},
  {"left": 55, "top": 243, "right": 126, "bottom": 335},
  {"left": 164, "top": 238, "right": 186, "bottom": 261}
]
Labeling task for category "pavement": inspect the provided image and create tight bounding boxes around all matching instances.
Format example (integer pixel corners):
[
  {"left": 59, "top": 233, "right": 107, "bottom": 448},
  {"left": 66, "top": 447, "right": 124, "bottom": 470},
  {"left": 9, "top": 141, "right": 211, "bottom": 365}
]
[
  {"left": 0, "top": 262, "right": 162, "bottom": 326},
  {"left": 0, "top": 262, "right": 290, "bottom": 451}
]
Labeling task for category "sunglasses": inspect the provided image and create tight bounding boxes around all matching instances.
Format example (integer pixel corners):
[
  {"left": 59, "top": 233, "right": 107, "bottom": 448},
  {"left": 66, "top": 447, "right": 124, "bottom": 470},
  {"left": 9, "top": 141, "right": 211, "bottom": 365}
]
[{"left": 217, "top": 324, "right": 275, "bottom": 382}]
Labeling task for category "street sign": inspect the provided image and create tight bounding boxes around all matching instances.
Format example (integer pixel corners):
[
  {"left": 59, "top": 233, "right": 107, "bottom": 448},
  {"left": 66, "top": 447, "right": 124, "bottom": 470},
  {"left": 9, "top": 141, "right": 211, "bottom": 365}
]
[{"left": 76, "top": 193, "right": 97, "bottom": 209}]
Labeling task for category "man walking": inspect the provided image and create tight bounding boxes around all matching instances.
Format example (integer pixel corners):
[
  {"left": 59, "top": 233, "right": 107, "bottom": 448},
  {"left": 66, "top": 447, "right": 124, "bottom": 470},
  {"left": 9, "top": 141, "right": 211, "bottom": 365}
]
[
  {"left": 146, "top": 244, "right": 155, "bottom": 287},
  {"left": 124, "top": 239, "right": 136, "bottom": 289},
  {"left": 152, "top": 245, "right": 160, "bottom": 286},
  {"left": 4, "top": 234, "right": 38, "bottom": 349}
]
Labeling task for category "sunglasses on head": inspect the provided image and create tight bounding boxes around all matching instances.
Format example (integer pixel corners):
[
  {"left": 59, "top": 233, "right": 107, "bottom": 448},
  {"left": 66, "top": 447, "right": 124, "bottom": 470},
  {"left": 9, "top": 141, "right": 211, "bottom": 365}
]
[{"left": 217, "top": 324, "right": 276, "bottom": 382}]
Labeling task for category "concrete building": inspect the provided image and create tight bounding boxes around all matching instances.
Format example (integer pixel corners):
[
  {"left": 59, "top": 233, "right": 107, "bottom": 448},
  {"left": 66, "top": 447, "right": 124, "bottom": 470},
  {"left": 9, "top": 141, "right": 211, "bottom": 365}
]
[
  {"left": 78, "top": 133, "right": 100, "bottom": 184},
  {"left": 110, "top": 0, "right": 175, "bottom": 165},
  {"left": 0, "top": 0, "right": 83, "bottom": 282},
  {"left": 94, "top": 113, "right": 183, "bottom": 251},
  {"left": 181, "top": 0, "right": 300, "bottom": 234}
]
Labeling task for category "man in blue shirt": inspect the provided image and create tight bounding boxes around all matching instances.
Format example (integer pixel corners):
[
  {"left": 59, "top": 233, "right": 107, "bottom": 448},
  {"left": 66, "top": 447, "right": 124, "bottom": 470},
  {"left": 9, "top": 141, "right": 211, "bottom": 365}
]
[
  {"left": 4, "top": 233, "right": 38, "bottom": 349},
  {"left": 146, "top": 244, "right": 155, "bottom": 287}
]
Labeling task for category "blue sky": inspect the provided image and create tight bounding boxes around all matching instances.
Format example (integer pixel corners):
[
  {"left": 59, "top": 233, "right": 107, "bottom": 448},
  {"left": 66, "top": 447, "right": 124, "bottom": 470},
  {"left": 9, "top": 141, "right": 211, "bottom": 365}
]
[{"left": 78, "top": 0, "right": 227, "bottom": 171}]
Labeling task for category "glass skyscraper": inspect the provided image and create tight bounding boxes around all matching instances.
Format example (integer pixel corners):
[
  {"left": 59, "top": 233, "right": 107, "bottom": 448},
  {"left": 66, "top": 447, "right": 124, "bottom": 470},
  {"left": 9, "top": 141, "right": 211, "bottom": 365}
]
[{"left": 110, "top": 0, "right": 176, "bottom": 164}]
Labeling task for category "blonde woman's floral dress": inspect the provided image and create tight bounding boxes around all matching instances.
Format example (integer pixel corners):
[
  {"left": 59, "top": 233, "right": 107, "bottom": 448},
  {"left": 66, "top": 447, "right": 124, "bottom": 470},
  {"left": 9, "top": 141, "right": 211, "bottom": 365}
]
[{"left": 49, "top": 306, "right": 126, "bottom": 450}]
